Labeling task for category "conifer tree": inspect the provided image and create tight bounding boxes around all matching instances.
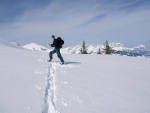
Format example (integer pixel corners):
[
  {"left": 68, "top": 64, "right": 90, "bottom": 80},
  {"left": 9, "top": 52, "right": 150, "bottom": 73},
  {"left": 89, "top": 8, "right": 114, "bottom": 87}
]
[
  {"left": 104, "top": 40, "right": 112, "bottom": 54},
  {"left": 80, "top": 40, "right": 88, "bottom": 54},
  {"left": 97, "top": 48, "right": 101, "bottom": 54},
  {"left": 80, "top": 48, "right": 83, "bottom": 54}
]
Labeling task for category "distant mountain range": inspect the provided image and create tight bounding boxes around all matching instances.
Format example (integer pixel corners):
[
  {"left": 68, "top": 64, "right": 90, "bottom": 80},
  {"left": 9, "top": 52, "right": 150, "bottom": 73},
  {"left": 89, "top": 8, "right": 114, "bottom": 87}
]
[
  {"left": 61, "top": 43, "right": 150, "bottom": 58},
  {"left": 13, "top": 42, "right": 150, "bottom": 58}
]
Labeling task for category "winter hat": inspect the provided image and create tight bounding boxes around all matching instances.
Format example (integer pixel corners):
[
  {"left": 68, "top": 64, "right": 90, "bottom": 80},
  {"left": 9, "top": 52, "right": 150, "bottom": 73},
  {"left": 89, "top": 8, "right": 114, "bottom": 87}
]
[{"left": 51, "top": 35, "right": 55, "bottom": 38}]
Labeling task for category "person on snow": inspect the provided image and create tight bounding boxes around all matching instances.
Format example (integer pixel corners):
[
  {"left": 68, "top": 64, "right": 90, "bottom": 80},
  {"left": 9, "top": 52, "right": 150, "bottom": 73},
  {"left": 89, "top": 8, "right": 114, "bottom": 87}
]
[{"left": 48, "top": 35, "right": 64, "bottom": 65}]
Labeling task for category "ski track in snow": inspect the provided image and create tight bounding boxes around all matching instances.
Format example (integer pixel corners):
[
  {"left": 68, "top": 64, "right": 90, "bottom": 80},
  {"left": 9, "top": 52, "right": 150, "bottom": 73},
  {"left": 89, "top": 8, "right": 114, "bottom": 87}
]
[
  {"left": 42, "top": 63, "right": 57, "bottom": 113},
  {"left": 40, "top": 61, "right": 80, "bottom": 113}
]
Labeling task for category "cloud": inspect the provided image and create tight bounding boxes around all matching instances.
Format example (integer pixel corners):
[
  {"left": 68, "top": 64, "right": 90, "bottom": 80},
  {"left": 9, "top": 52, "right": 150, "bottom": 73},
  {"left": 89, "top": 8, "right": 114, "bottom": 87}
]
[{"left": 0, "top": 0, "right": 150, "bottom": 46}]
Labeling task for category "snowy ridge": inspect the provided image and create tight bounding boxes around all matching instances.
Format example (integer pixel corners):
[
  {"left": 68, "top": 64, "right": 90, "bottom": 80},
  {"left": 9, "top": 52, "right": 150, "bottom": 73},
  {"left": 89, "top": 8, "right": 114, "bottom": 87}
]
[
  {"left": 23, "top": 43, "right": 47, "bottom": 51},
  {"left": 112, "top": 44, "right": 150, "bottom": 58},
  {"left": 9, "top": 41, "right": 22, "bottom": 47},
  {"left": 134, "top": 45, "right": 146, "bottom": 49},
  {"left": 0, "top": 39, "right": 22, "bottom": 49},
  {"left": 60, "top": 43, "right": 127, "bottom": 54},
  {"left": 60, "top": 43, "right": 150, "bottom": 58}
]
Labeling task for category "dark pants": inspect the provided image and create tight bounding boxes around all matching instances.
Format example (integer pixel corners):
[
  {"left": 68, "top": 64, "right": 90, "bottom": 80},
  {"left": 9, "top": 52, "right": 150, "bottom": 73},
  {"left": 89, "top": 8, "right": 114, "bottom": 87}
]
[{"left": 49, "top": 48, "right": 64, "bottom": 63}]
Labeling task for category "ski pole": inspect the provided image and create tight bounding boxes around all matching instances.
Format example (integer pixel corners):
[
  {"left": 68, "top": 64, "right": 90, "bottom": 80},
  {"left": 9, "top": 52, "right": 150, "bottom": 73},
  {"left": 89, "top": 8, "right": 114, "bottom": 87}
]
[{"left": 39, "top": 44, "right": 51, "bottom": 61}]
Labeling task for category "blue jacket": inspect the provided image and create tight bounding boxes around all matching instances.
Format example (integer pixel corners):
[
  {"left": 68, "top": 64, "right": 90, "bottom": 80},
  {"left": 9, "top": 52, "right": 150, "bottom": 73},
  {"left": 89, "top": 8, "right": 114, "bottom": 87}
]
[
  {"left": 51, "top": 43, "right": 55, "bottom": 47},
  {"left": 51, "top": 39, "right": 57, "bottom": 48}
]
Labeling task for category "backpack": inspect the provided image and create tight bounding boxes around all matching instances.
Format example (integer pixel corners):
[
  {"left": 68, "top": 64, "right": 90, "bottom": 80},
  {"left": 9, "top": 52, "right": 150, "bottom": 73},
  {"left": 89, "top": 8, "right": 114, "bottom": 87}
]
[{"left": 56, "top": 37, "right": 64, "bottom": 48}]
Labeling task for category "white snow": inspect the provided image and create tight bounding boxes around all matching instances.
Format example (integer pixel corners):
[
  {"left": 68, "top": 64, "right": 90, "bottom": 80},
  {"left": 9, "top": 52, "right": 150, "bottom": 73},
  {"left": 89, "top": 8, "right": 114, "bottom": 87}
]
[
  {"left": 23, "top": 43, "right": 48, "bottom": 51},
  {"left": 0, "top": 40, "right": 47, "bottom": 113},
  {"left": 0, "top": 39, "right": 150, "bottom": 113},
  {"left": 55, "top": 55, "right": 150, "bottom": 113},
  {"left": 0, "top": 39, "right": 22, "bottom": 49},
  {"left": 110, "top": 43, "right": 125, "bottom": 51},
  {"left": 134, "top": 45, "right": 146, "bottom": 49}
]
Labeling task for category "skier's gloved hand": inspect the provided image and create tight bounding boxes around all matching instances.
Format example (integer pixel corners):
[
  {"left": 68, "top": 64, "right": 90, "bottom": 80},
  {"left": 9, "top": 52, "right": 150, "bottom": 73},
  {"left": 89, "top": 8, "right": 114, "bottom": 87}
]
[{"left": 48, "top": 43, "right": 51, "bottom": 46}]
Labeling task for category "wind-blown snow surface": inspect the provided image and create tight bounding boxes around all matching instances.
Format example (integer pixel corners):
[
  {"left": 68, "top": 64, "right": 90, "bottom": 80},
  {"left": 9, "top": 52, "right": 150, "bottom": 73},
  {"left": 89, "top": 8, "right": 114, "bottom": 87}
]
[{"left": 0, "top": 40, "right": 150, "bottom": 113}]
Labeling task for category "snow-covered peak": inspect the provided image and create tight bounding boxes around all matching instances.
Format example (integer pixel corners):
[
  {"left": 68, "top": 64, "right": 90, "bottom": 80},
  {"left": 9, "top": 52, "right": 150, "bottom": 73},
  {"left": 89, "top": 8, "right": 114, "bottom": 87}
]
[
  {"left": 23, "top": 43, "right": 47, "bottom": 51},
  {"left": 62, "top": 45, "right": 82, "bottom": 54},
  {"left": 134, "top": 45, "right": 146, "bottom": 49},
  {"left": 110, "top": 43, "right": 125, "bottom": 47},
  {"left": 109, "top": 43, "right": 125, "bottom": 51}
]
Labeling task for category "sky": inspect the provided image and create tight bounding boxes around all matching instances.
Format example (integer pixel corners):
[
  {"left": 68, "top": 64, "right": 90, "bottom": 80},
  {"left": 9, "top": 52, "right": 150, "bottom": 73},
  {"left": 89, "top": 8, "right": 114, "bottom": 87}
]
[{"left": 0, "top": 0, "right": 150, "bottom": 47}]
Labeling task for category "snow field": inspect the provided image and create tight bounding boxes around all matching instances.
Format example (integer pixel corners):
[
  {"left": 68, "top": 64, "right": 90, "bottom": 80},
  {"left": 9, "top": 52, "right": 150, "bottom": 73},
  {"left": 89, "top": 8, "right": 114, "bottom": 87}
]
[
  {"left": 55, "top": 54, "right": 150, "bottom": 113},
  {"left": 0, "top": 40, "right": 150, "bottom": 113}
]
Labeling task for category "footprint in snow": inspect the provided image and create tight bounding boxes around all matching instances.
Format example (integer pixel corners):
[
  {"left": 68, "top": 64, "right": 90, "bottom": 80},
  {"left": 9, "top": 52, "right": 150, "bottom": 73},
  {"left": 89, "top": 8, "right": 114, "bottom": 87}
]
[
  {"left": 34, "top": 70, "right": 44, "bottom": 75},
  {"left": 36, "top": 85, "right": 41, "bottom": 90},
  {"left": 27, "top": 106, "right": 32, "bottom": 112},
  {"left": 61, "top": 101, "right": 68, "bottom": 107},
  {"left": 60, "top": 69, "right": 66, "bottom": 73},
  {"left": 64, "top": 82, "right": 68, "bottom": 85},
  {"left": 73, "top": 97, "right": 83, "bottom": 103}
]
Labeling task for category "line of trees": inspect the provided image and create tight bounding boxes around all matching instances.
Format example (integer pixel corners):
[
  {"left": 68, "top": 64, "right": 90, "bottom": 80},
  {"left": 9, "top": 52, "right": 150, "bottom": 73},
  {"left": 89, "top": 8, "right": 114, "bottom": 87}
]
[{"left": 80, "top": 40, "right": 112, "bottom": 54}]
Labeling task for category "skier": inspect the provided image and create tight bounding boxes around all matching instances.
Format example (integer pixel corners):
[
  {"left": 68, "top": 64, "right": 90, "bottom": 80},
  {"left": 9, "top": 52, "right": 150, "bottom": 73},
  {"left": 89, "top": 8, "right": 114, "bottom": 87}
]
[{"left": 48, "top": 35, "right": 64, "bottom": 65}]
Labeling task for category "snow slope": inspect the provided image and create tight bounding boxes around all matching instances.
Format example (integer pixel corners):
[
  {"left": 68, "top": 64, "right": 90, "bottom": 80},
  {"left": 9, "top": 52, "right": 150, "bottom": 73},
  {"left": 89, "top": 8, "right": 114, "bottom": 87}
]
[
  {"left": 1, "top": 39, "right": 150, "bottom": 113},
  {"left": 0, "top": 40, "right": 47, "bottom": 113}
]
